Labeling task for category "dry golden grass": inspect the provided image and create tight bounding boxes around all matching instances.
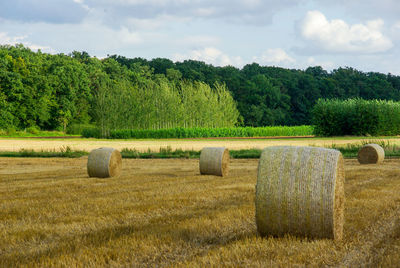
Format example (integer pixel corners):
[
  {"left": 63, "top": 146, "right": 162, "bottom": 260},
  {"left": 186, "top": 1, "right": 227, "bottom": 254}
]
[
  {"left": 2, "top": 137, "right": 400, "bottom": 152},
  {"left": 0, "top": 157, "right": 400, "bottom": 267}
]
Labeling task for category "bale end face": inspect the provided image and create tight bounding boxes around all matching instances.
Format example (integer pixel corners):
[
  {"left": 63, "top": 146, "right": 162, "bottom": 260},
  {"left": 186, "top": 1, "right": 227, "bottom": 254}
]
[
  {"left": 357, "top": 144, "right": 384, "bottom": 164},
  {"left": 199, "top": 147, "right": 229, "bottom": 177},
  {"left": 255, "top": 146, "right": 345, "bottom": 240},
  {"left": 87, "top": 147, "right": 122, "bottom": 178}
]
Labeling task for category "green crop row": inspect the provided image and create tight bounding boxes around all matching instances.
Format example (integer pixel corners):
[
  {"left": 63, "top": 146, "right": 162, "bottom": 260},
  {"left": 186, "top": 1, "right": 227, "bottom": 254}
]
[
  {"left": 81, "top": 125, "right": 314, "bottom": 139},
  {"left": 312, "top": 98, "right": 400, "bottom": 136}
]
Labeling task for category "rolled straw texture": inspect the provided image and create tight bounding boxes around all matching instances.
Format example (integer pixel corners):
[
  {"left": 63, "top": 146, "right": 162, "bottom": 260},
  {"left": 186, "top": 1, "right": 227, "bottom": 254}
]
[
  {"left": 255, "top": 146, "right": 345, "bottom": 240},
  {"left": 199, "top": 147, "right": 229, "bottom": 177},
  {"left": 87, "top": 147, "right": 122, "bottom": 178},
  {"left": 357, "top": 143, "right": 385, "bottom": 164}
]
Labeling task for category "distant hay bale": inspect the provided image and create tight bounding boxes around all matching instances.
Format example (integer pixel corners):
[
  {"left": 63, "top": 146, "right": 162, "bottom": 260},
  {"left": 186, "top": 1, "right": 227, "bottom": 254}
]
[
  {"left": 357, "top": 143, "right": 385, "bottom": 164},
  {"left": 199, "top": 147, "right": 229, "bottom": 177},
  {"left": 87, "top": 147, "right": 122, "bottom": 178},
  {"left": 255, "top": 146, "right": 345, "bottom": 240}
]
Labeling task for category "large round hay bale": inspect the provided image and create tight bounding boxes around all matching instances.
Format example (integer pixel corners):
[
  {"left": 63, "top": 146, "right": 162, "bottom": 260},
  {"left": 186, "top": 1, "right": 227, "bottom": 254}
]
[
  {"left": 255, "top": 146, "right": 345, "bottom": 240},
  {"left": 87, "top": 147, "right": 122, "bottom": 178},
  {"left": 199, "top": 147, "right": 229, "bottom": 177},
  {"left": 357, "top": 143, "right": 384, "bottom": 164}
]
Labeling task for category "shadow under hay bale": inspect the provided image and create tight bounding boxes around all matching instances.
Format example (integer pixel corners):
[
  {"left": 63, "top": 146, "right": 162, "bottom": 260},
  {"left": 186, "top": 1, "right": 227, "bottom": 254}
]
[
  {"left": 87, "top": 147, "right": 122, "bottom": 178},
  {"left": 199, "top": 147, "right": 229, "bottom": 177},
  {"left": 255, "top": 146, "right": 345, "bottom": 240},
  {"left": 357, "top": 143, "right": 385, "bottom": 164}
]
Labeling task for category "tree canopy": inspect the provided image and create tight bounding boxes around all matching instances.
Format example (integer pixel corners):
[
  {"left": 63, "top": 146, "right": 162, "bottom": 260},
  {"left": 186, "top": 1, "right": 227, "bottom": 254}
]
[{"left": 1, "top": 44, "right": 400, "bottom": 132}]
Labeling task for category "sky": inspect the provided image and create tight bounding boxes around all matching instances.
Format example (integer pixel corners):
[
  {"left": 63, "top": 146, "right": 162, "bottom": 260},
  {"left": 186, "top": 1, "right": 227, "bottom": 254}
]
[{"left": 1, "top": 0, "right": 400, "bottom": 74}]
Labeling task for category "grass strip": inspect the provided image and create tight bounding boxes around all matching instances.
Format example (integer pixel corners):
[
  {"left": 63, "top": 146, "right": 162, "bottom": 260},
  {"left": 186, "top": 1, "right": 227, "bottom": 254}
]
[
  {"left": 0, "top": 147, "right": 88, "bottom": 158},
  {"left": 121, "top": 148, "right": 201, "bottom": 159},
  {"left": 0, "top": 129, "right": 79, "bottom": 138},
  {"left": 327, "top": 139, "right": 400, "bottom": 158},
  {"left": 0, "top": 140, "right": 399, "bottom": 159}
]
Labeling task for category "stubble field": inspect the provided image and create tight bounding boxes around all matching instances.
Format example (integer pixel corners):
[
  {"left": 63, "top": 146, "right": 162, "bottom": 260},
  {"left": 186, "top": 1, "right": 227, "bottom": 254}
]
[
  {"left": 2, "top": 137, "right": 400, "bottom": 152},
  {"left": 1, "top": 157, "right": 400, "bottom": 266}
]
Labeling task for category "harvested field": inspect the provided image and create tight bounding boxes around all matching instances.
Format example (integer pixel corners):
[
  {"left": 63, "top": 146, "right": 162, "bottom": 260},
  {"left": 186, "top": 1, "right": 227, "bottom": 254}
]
[
  {"left": 1, "top": 158, "right": 400, "bottom": 266},
  {"left": 1, "top": 137, "right": 400, "bottom": 152}
]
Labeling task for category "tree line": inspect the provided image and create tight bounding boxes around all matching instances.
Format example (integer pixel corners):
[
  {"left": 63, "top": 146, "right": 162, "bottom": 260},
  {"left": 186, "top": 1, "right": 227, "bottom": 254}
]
[
  {"left": 111, "top": 55, "right": 400, "bottom": 126},
  {"left": 0, "top": 45, "right": 238, "bottom": 134},
  {"left": 1, "top": 44, "right": 400, "bottom": 132}
]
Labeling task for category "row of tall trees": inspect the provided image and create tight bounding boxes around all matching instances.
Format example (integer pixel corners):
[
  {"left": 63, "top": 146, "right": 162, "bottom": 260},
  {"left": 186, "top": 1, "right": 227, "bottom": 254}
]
[
  {"left": 0, "top": 45, "right": 239, "bottom": 134},
  {"left": 111, "top": 56, "right": 400, "bottom": 126},
  {"left": 92, "top": 68, "right": 239, "bottom": 136}
]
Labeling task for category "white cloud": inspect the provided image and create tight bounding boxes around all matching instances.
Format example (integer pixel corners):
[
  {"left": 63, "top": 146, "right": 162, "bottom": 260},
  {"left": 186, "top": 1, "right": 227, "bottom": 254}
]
[
  {"left": 194, "top": 8, "right": 216, "bottom": 17},
  {"left": 393, "top": 21, "right": 400, "bottom": 34},
  {"left": 242, "top": 0, "right": 262, "bottom": 8},
  {"left": 109, "top": 0, "right": 186, "bottom": 4},
  {"left": 0, "top": 32, "right": 53, "bottom": 52},
  {"left": 301, "top": 10, "right": 393, "bottom": 54},
  {"left": 116, "top": 27, "right": 142, "bottom": 45},
  {"left": 178, "top": 35, "right": 220, "bottom": 47},
  {"left": 0, "top": 32, "right": 25, "bottom": 44},
  {"left": 125, "top": 18, "right": 163, "bottom": 31},
  {"left": 254, "top": 48, "right": 295, "bottom": 65},
  {"left": 65, "top": 19, "right": 145, "bottom": 51},
  {"left": 306, "top": 57, "right": 335, "bottom": 70},
  {"left": 124, "top": 15, "right": 190, "bottom": 31},
  {"left": 0, "top": 15, "right": 146, "bottom": 57},
  {"left": 172, "top": 47, "right": 243, "bottom": 67},
  {"left": 83, "top": 0, "right": 300, "bottom": 26}
]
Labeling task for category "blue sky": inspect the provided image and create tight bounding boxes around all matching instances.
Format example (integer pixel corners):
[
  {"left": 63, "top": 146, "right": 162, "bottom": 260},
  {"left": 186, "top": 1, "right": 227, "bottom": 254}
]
[{"left": 1, "top": 0, "right": 399, "bottom": 74}]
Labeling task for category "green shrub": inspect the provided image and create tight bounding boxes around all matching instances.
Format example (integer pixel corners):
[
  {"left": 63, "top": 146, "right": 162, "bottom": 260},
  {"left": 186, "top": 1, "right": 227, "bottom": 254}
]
[
  {"left": 67, "top": 123, "right": 97, "bottom": 135},
  {"left": 81, "top": 127, "right": 101, "bottom": 138},
  {"left": 312, "top": 99, "right": 400, "bottom": 136},
  {"left": 5, "top": 126, "right": 16, "bottom": 135},
  {"left": 26, "top": 126, "right": 40, "bottom": 135}
]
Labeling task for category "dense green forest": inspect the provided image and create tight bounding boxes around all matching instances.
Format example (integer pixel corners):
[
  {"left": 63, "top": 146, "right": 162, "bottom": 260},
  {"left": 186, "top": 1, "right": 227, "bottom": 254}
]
[
  {"left": 111, "top": 55, "right": 400, "bottom": 126},
  {"left": 0, "top": 45, "right": 238, "bottom": 136},
  {"left": 1, "top": 44, "right": 400, "bottom": 133}
]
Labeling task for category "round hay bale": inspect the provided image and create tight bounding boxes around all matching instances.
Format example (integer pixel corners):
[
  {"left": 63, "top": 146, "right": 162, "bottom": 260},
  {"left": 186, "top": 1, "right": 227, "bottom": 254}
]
[
  {"left": 255, "top": 146, "right": 345, "bottom": 240},
  {"left": 87, "top": 147, "right": 122, "bottom": 178},
  {"left": 199, "top": 147, "right": 229, "bottom": 177},
  {"left": 357, "top": 143, "right": 384, "bottom": 164}
]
